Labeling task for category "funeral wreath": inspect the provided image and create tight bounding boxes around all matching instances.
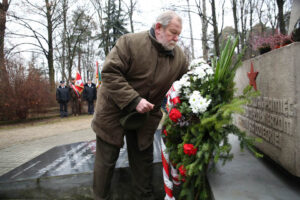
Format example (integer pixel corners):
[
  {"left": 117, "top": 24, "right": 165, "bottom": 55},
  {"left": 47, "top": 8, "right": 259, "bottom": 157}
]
[{"left": 163, "top": 37, "right": 262, "bottom": 200}]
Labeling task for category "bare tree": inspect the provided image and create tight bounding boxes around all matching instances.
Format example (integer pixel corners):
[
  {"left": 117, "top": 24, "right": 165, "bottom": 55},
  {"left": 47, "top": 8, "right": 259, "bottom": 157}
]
[
  {"left": 210, "top": 0, "right": 220, "bottom": 56},
  {"left": 265, "top": 0, "right": 278, "bottom": 33},
  {"left": 255, "top": 0, "right": 267, "bottom": 33},
  {"left": 0, "top": 0, "right": 10, "bottom": 84},
  {"left": 123, "top": 0, "right": 137, "bottom": 33},
  {"left": 249, "top": 0, "right": 254, "bottom": 37},
  {"left": 231, "top": 0, "right": 239, "bottom": 52},
  {"left": 239, "top": 0, "right": 249, "bottom": 50},
  {"left": 9, "top": 0, "right": 63, "bottom": 91},
  {"left": 61, "top": 0, "right": 68, "bottom": 81},
  {"left": 276, "top": 0, "right": 286, "bottom": 34},
  {"left": 66, "top": 10, "right": 93, "bottom": 80},
  {"left": 248, "top": 0, "right": 255, "bottom": 56},
  {"left": 45, "top": 0, "right": 56, "bottom": 91},
  {"left": 195, "top": 0, "right": 209, "bottom": 61},
  {"left": 186, "top": 0, "right": 194, "bottom": 59}
]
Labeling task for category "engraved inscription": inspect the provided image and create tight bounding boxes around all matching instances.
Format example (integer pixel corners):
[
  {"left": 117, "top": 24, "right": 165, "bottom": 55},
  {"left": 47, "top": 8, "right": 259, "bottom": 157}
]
[{"left": 238, "top": 97, "right": 296, "bottom": 149}]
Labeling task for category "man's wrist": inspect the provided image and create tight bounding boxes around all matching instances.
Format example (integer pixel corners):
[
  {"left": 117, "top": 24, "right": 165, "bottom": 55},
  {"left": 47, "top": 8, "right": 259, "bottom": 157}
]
[{"left": 124, "top": 96, "right": 142, "bottom": 112}]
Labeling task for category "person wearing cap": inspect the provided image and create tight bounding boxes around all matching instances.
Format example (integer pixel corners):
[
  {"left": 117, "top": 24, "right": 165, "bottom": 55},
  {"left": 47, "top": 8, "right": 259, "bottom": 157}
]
[
  {"left": 92, "top": 10, "right": 188, "bottom": 200},
  {"left": 56, "top": 80, "right": 70, "bottom": 118},
  {"left": 83, "top": 80, "right": 97, "bottom": 114}
]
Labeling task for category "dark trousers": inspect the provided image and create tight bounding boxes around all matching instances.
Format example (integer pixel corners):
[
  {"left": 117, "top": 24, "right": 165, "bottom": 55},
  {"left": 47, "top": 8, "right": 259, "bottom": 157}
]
[
  {"left": 59, "top": 102, "right": 68, "bottom": 117},
  {"left": 93, "top": 132, "right": 154, "bottom": 200},
  {"left": 71, "top": 98, "right": 81, "bottom": 116},
  {"left": 88, "top": 101, "right": 94, "bottom": 114}
]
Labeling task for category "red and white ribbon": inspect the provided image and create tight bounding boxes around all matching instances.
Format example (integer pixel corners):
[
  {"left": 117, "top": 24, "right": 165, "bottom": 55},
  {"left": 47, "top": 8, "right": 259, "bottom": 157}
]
[
  {"left": 171, "top": 164, "right": 180, "bottom": 186},
  {"left": 162, "top": 84, "right": 182, "bottom": 199},
  {"left": 166, "top": 85, "right": 180, "bottom": 112},
  {"left": 161, "top": 137, "right": 176, "bottom": 200}
]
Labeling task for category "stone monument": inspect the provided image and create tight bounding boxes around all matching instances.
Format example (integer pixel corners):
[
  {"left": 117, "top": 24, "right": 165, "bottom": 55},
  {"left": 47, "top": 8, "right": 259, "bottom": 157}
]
[
  {"left": 234, "top": 42, "right": 300, "bottom": 177},
  {"left": 288, "top": 0, "right": 300, "bottom": 35}
]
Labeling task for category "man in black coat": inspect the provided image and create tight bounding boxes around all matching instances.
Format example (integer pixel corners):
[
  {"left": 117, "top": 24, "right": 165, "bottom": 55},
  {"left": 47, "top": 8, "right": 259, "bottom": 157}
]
[
  {"left": 56, "top": 81, "right": 70, "bottom": 117},
  {"left": 83, "top": 80, "right": 97, "bottom": 114}
]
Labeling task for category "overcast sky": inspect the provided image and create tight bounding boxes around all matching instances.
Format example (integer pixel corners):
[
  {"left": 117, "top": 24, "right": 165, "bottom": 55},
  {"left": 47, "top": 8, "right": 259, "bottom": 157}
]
[{"left": 7, "top": 0, "right": 236, "bottom": 63}]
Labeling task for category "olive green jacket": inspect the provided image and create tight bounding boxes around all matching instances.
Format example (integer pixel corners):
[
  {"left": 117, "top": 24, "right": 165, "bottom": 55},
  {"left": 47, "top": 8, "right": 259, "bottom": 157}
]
[{"left": 91, "top": 30, "right": 188, "bottom": 150}]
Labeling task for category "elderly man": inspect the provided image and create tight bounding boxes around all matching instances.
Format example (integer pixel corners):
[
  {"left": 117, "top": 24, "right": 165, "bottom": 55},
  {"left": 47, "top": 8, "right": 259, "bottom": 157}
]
[{"left": 92, "top": 11, "right": 188, "bottom": 200}]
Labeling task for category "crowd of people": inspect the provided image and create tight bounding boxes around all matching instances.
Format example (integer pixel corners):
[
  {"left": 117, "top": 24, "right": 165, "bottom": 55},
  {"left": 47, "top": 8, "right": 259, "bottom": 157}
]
[{"left": 55, "top": 78, "right": 97, "bottom": 118}]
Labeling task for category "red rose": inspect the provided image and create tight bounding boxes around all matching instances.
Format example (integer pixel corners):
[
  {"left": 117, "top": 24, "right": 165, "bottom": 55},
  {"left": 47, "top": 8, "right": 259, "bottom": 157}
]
[
  {"left": 169, "top": 108, "right": 182, "bottom": 123},
  {"left": 183, "top": 144, "right": 197, "bottom": 156},
  {"left": 163, "top": 129, "right": 168, "bottom": 136},
  {"left": 178, "top": 165, "right": 186, "bottom": 177},
  {"left": 171, "top": 96, "right": 181, "bottom": 105}
]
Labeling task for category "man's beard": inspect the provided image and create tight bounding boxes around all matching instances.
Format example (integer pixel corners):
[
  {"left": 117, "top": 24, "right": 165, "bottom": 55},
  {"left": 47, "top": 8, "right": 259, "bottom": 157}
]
[
  {"left": 162, "top": 41, "right": 176, "bottom": 50},
  {"left": 159, "top": 31, "right": 177, "bottom": 50}
]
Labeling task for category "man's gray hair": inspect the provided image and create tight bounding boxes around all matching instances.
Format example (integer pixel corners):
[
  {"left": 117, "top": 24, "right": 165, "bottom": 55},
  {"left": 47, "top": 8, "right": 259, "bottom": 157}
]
[{"left": 152, "top": 10, "right": 182, "bottom": 29}]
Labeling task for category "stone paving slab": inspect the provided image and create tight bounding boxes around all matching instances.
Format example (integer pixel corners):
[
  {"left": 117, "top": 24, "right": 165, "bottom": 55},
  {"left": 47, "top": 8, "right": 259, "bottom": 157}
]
[
  {"left": 0, "top": 128, "right": 95, "bottom": 176},
  {"left": 208, "top": 135, "right": 300, "bottom": 200}
]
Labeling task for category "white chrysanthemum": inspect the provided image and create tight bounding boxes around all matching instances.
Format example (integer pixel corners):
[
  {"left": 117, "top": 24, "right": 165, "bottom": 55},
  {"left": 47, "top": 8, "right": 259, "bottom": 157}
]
[
  {"left": 180, "top": 74, "right": 190, "bottom": 87},
  {"left": 206, "top": 67, "right": 213, "bottom": 75},
  {"left": 189, "top": 91, "right": 211, "bottom": 114},
  {"left": 200, "top": 63, "right": 209, "bottom": 69},
  {"left": 194, "top": 67, "right": 206, "bottom": 79},
  {"left": 189, "top": 58, "right": 206, "bottom": 68},
  {"left": 183, "top": 88, "right": 192, "bottom": 97},
  {"left": 188, "top": 59, "right": 214, "bottom": 80},
  {"left": 173, "top": 75, "right": 190, "bottom": 94}
]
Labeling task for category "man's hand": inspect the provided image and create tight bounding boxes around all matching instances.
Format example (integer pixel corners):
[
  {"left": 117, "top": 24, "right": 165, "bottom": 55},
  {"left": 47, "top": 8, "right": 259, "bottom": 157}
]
[{"left": 136, "top": 98, "right": 154, "bottom": 113}]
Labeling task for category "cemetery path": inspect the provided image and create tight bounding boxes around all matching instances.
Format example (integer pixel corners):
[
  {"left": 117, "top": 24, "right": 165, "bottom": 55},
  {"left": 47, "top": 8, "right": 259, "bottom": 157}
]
[
  {"left": 0, "top": 115, "right": 96, "bottom": 176},
  {"left": 0, "top": 115, "right": 94, "bottom": 149}
]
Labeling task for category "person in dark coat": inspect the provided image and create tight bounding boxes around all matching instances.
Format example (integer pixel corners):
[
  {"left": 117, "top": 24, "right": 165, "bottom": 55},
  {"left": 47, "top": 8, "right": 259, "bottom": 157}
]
[
  {"left": 83, "top": 80, "right": 97, "bottom": 114},
  {"left": 56, "top": 81, "right": 70, "bottom": 117}
]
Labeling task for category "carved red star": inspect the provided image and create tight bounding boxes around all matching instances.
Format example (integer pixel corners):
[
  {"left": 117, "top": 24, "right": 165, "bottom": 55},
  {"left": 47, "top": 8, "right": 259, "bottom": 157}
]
[{"left": 247, "top": 62, "right": 259, "bottom": 90}]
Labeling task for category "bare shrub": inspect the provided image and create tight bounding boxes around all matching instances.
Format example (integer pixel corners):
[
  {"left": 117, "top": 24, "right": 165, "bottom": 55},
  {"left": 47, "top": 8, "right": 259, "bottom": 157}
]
[{"left": 0, "top": 59, "right": 55, "bottom": 120}]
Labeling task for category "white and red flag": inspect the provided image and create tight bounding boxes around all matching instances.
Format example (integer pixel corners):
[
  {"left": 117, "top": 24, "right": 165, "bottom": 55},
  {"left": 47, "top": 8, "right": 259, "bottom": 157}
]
[
  {"left": 74, "top": 71, "right": 84, "bottom": 94},
  {"left": 95, "top": 61, "right": 102, "bottom": 88}
]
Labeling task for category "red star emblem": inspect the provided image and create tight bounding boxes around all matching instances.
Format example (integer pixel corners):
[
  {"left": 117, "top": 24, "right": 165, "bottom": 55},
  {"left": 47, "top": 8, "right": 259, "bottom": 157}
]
[{"left": 247, "top": 62, "right": 259, "bottom": 90}]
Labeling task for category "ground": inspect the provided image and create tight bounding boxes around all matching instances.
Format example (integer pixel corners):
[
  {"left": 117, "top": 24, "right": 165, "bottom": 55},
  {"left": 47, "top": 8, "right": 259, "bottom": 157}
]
[
  {"left": 0, "top": 115, "right": 96, "bottom": 176},
  {"left": 0, "top": 115, "right": 93, "bottom": 149}
]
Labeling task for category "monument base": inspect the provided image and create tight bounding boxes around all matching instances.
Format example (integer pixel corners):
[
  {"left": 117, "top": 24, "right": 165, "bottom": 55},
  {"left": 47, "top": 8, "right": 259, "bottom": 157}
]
[
  {"left": 0, "top": 130, "right": 178, "bottom": 199},
  {"left": 0, "top": 163, "right": 169, "bottom": 200}
]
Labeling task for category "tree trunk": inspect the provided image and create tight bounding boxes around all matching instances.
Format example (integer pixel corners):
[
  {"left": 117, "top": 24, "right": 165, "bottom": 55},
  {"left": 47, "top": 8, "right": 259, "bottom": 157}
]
[
  {"left": 62, "top": 0, "right": 68, "bottom": 82},
  {"left": 0, "top": 0, "right": 9, "bottom": 84},
  {"left": 276, "top": 0, "right": 286, "bottom": 34},
  {"left": 211, "top": 0, "right": 220, "bottom": 56},
  {"left": 240, "top": 0, "right": 246, "bottom": 50},
  {"left": 186, "top": 0, "right": 194, "bottom": 59},
  {"left": 249, "top": 0, "right": 254, "bottom": 57},
  {"left": 129, "top": 0, "right": 134, "bottom": 33},
  {"left": 78, "top": 44, "right": 81, "bottom": 75},
  {"left": 200, "top": 0, "right": 209, "bottom": 61},
  {"left": 45, "top": 0, "right": 55, "bottom": 92},
  {"left": 231, "top": 0, "right": 240, "bottom": 53}
]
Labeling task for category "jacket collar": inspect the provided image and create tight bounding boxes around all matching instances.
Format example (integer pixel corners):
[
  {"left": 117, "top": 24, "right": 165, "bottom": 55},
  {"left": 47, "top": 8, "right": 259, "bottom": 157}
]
[{"left": 149, "top": 28, "right": 174, "bottom": 57}]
